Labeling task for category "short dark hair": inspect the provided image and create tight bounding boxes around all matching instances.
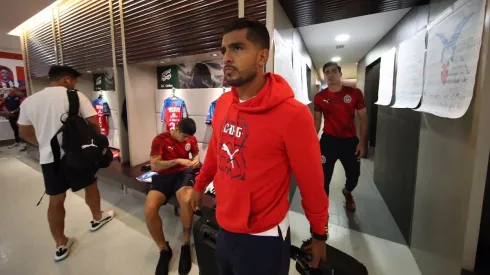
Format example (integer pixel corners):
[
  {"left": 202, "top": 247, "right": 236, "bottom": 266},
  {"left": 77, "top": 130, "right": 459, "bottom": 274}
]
[
  {"left": 177, "top": 118, "right": 197, "bottom": 136},
  {"left": 48, "top": 65, "right": 82, "bottom": 81},
  {"left": 323, "top": 62, "right": 342, "bottom": 73},
  {"left": 224, "top": 18, "right": 270, "bottom": 50}
]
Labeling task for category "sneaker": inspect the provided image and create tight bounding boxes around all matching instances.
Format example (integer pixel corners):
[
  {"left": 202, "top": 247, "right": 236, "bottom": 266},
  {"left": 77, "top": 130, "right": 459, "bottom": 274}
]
[
  {"left": 19, "top": 143, "right": 27, "bottom": 151},
  {"left": 156, "top": 243, "right": 173, "bottom": 275},
  {"left": 343, "top": 188, "right": 356, "bottom": 212},
  {"left": 7, "top": 143, "right": 19, "bottom": 149},
  {"left": 54, "top": 237, "right": 75, "bottom": 262},
  {"left": 90, "top": 210, "right": 115, "bottom": 232},
  {"left": 178, "top": 243, "right": 192, "bottom": 275}
]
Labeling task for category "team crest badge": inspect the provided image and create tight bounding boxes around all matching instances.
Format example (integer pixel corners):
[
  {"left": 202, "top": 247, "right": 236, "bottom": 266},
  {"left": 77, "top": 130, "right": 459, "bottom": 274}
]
[
  {"left": 321, "top": 155, "right": 326, "bottom": 164},
  {"left": 344, "top": 95, "right": 352, "bottom": 103},
  {"left": 185, "top": 143, "right": 191, "bottom": 151}
]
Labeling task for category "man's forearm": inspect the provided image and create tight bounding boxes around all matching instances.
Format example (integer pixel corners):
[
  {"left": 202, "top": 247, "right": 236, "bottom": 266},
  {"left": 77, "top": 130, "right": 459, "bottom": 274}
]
[
  {"left": 314, "top": 119, "right": 321, "bottom": 134},
  {"left": 359, "top": 119, "right": 368, "bottom": 145},
  {"left": 20, "top": 131, "right": 38, "bottom": 146},
  {"left": 151, "top": 159, "right": 179, "bottom": 171}
]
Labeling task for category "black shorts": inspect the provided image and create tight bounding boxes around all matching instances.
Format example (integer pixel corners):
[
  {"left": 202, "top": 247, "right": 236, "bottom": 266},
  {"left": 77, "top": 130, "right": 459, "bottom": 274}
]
[
  {"left": 41, "top": 157, "right": 98, "bottom": 196},
  {"left": 151, "top": 168, "right": 195, "bottom": 204}
]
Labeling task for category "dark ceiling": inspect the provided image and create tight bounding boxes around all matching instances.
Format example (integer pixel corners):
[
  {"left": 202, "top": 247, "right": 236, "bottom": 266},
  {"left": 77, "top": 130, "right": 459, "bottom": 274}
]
[{"left": 278, "top": 0, "right": 430, "bottom": 27}]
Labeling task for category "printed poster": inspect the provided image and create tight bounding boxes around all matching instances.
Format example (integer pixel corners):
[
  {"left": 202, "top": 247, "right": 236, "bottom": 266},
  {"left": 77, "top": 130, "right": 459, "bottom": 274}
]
[
  {"left": 375, "top": 47, "right": 396, "bottom": 106},
  {"left": 417, "top": 0, "right": 485, "bottom": 118},
  {"left": 157, "top": 61, "right": 224, "bottom": 89},
  {"left": 392, "top": 30, "right": 427, "bottom": 108}
]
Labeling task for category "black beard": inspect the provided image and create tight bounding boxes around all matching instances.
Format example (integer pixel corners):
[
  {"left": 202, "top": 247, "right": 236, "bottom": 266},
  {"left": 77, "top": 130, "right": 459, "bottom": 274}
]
[{"left": 225, "top": 72, "right": 256, "bottom": 87}]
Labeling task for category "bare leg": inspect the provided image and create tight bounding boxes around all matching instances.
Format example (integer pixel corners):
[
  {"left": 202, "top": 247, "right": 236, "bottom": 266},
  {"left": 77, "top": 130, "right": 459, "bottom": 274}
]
[
  {"left": 144, "top": 190, "right": 168, "bottom": 251},
  {"left": 176, "top": 187, "right": 194, "bottom": 244},
  {"left": 84, "top": 182, "right": 102, "bottom": 221},
  {"left": 48, "top": 193, "right": 68, "bottom": 247}
]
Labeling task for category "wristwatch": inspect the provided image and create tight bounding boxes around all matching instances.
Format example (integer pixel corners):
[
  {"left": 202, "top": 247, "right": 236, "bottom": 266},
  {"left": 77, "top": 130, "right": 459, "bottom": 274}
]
[{"left": 312, "top": 231, "right": 328, "bottom": 241}]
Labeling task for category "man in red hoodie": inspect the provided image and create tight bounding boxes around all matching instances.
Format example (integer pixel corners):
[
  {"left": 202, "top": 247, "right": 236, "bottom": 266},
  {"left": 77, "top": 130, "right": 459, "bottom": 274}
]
[{"left": 190, "top": 19, "right": 329, "bottom": 274}]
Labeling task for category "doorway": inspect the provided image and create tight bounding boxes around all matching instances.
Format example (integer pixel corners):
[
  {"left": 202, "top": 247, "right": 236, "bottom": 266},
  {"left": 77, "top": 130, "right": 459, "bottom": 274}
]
[
  {"left": 475, "top": 152, "right": 490, "bottom": 273},
  {"left": 364, "top": 59, "right": 380, "bottom": 156}
]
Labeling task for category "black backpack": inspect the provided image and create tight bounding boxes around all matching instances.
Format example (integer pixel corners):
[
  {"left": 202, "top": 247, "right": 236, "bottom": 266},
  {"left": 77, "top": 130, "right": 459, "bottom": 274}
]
[{"left": 50, "top": 89, "right": 113, "bottom": 172}]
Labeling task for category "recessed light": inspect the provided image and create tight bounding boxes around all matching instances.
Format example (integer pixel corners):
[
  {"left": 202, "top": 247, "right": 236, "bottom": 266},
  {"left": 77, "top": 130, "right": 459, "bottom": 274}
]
[
  {"left": 211, "top": 53, "right": 219, "bottom": 57},
  {"left": 87, "top": 70, "right": 92, "bottom": 73},
  {"left": 335, "top": 34, "right": 350, "bottom": 42},
  {"left": 159, "top": 61, "right": 165, "bottom": 64},
  {"left": 331, "top": 57, "right": 341, "bottom": 62}
]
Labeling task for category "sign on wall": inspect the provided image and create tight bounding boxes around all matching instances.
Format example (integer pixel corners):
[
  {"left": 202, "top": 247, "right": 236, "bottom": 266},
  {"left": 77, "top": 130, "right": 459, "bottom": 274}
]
[
  {"left": 93, "top": 71, "right": 115, "bottom": 91},
  {"left": 375, "top": 47, "right": 396, "bottom": 106},
  {"left": 416, "top": 0, "right": 485, "bottom": 118},
  {"left": 392, "top": 30, "right": 426, "bottom": 108},
  {"left": 157, "top": 61, "right": 224, "bottom": 89}
]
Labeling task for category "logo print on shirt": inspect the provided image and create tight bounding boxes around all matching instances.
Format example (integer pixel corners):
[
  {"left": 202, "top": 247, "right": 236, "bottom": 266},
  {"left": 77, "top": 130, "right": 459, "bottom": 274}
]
[
  {"left": 344, "top": 95, "right": 352, "bottom": 103},
  {"left": 323, "top": 99, "right": 329, "bottom": 104},
  {"left": 168, "top": 146, "right": 174, "bottom": 150},
  {"left": 218, "top": 116, "right": 249, "bottom": 180},
  {"left": 81, "top": 139, "right": 97, "bottom": 149},
  {"left": 185, "top": 143, "right": 191, "bottom": 152}
]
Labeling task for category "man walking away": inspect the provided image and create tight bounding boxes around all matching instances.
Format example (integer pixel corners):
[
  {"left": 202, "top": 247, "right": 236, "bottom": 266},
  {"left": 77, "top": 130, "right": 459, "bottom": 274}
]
[
  {"left": 313, "top": 62, "right": 368, "bottom": 213},
  {"left": 3, "top": 87, "right": 26, "bottom": 150},
  {"left": 190, "top": 19, "right": 329, "bottom": 275},
  {"left": 17, "top": 65, "right": 115, "bottom": 262}
]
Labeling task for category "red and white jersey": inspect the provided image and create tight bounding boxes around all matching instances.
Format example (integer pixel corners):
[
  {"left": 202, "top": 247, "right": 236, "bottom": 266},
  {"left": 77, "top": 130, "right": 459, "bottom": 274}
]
[
  {"left": 92, "top": 98, "right": 111, "bottom": 136},
  {"left": 161, "top": 97, "right": 187, "bottom": 132}
]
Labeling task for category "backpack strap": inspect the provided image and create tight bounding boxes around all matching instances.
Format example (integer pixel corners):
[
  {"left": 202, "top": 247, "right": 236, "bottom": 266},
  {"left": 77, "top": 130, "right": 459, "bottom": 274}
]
[
  {"left": 67, "top": 89, "right": 80, "bottom": 116},
  {"left": 51, "top": 89, "right": 80, "bottom": 171}
]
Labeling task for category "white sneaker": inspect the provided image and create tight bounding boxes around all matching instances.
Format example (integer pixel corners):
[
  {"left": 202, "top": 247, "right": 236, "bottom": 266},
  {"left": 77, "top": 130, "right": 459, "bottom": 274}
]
[
  {"left": 90, "top": 210, "right": 115, "bottom": 232},
  {"left": 19, "top": 143, "right": 27, "bottom": 151},
  {"left": 54, "top": 237, "right": 75, "bottom": 262},
  {"left": 7, "top": 143, "right": 19, "bottom": 149}
]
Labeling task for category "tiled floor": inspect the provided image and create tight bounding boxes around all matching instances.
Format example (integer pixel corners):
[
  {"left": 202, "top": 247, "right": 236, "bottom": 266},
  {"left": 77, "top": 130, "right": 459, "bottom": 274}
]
[
  {"left": 290, "top": 155, "right": 407, "bottom": 245},
  {"left": 0, "top": 146, "right": 421, "bottom": 275}
]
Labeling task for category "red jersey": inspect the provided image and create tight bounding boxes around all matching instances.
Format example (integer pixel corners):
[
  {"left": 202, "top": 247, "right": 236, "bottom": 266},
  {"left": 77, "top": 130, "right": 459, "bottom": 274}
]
[
  {"left": 150, "top": 132, "right": 198, "bottom": 174},
  {"left": 314, "top": 86, "right": 366, "bottom": 138},
  {"left": 92, "top": 98, "right": 111, "bottom": 136}
]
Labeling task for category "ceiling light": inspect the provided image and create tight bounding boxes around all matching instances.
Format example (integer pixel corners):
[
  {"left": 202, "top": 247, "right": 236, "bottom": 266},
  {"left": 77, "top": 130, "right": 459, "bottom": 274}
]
[
  {"left": 159, "top": 61, "right": 165, "bottom": 64},
  {"left": 211, "top": 53, "right": 219, "bottom": 57},
  {"left": 87, "top": 70, "right": 92, "bottom": 73},
  {"left": 335, "top": 34, "right": 350, "bottom": 42},
  {"left": 331, "top": 57, "right": 341, "bottom": 62}
]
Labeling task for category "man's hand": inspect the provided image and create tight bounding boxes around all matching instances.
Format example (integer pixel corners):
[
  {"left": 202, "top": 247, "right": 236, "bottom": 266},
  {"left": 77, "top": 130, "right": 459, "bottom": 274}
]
[
  {"left": 189, "top": 159, "right": 201, "bottom": 168},
  {"left": 355, "top": 143, "right": 366, "bottom": 159},
  {"left": 190, "top": 189, "right": 203, "bottom": 211},
  {"left": 177, "top": 159, "right": 193, "bottom": 167},
  {"left": 304, "top": 238, "right": 327, "bottom": 268}
]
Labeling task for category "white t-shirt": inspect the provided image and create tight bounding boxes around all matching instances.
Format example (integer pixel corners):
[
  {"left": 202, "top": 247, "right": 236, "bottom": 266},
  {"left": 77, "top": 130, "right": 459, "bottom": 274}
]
[{"left": 17, "top": 86, "right": 96, "bottom": 164}]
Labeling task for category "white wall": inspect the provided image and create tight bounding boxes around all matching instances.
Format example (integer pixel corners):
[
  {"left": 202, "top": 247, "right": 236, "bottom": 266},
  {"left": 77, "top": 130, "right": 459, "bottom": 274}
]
[
  {"left": 273, "top": 0, "right": 320, "bottom": 104},
  {"left": 125, "top": 64, "right": 158, "bottom": 166}
]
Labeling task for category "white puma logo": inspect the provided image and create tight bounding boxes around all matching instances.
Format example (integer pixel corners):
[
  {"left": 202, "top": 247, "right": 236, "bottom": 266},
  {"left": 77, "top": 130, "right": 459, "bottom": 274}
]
[
  {"left": 221, "top": 144, "right": 239, "bottom": 169},
  {"left": 81, "top": 139, "right": 98, "bottom": 149}
]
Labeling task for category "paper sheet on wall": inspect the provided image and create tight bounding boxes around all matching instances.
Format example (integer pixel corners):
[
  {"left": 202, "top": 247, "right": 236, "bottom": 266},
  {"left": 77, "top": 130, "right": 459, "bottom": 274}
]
[
  {"left": 292, "top": 49, "right": 310, "bottom": 105},
  {"left": 375, "top": 47, "right": 396, "bottom": 106},
  {"left": 392, "top": 30, "right": 426, "bottom": 108},
  {"left": 416, "top": 0, "right": 485, "bottom": 118}
]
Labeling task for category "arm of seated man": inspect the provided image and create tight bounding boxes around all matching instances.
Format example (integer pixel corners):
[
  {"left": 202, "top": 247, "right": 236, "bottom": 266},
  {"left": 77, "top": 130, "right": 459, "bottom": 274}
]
[{"left": 150, "top": 155, "right": 184, "bottom": 171}]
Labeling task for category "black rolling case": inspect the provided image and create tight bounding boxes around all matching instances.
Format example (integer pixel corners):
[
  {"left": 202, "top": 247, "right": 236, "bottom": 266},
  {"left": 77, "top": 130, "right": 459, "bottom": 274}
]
[
  {"left": 193, "top": 206, "right": 220, "bottom": 275},
  {"left": 291, "top": 239, "right": 369, "bottom": 275}
]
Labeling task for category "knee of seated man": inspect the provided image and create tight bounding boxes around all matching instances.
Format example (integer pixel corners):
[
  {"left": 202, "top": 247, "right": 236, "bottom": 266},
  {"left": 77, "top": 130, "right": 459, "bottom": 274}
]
[
  {"left": 177, "top": 187, "right": 192, "bottom": 206},
  {"left": 144, "top": 201, "right": 161, "bottom": 218}
]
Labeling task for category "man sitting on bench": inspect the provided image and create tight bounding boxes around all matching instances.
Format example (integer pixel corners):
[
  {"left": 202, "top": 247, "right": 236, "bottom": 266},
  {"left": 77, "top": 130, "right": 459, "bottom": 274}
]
[{"left": 145, "top": 118, "right": 200, "bottom": 275}]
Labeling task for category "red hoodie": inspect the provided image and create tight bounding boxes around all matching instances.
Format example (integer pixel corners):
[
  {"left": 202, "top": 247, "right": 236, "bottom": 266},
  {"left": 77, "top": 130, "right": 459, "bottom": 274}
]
[{"left": 194, "top": 73, "right": 328, "bottom": 236}]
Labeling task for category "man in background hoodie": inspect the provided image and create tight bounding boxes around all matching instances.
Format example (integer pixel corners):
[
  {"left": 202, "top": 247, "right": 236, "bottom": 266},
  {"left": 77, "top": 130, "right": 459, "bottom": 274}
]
[{"left": 190, "top": 19, "right": 329, "bottom": 275}]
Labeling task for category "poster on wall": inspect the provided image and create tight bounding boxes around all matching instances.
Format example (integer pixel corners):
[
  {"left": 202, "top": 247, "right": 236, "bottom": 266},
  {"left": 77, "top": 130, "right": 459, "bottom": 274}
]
[
  {"left": 157, "top": 61, "right": 224, "bottom": 89},
  {"left": 375, "top": 47, "right": 396, "bottom": 106},
  {"left": 93, "top": 71, "right": 115, "bottom": 91},
  {"left": 416, "top": 0, "right": 485, "bottom": 118},
  {"left": 392, "top": 30, "right": 426, "bottom": 108},
  {"left": 0, "top": 52, "right": 25, "bottom": 90}
]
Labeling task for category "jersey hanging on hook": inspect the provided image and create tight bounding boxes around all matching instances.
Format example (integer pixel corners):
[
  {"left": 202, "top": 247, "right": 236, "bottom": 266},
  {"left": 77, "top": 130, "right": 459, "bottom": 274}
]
[
  {"left": 161, "top": 92, "right": 188, "bottom": 132},
  {"left": 92, "top": 96, "right": 111, "bottom": 136}
]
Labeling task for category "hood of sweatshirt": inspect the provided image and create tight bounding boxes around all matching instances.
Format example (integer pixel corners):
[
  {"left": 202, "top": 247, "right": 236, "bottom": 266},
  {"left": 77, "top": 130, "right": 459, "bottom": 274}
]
[{"left": 230, "top": 73, "right": 294, "bottom": 113}]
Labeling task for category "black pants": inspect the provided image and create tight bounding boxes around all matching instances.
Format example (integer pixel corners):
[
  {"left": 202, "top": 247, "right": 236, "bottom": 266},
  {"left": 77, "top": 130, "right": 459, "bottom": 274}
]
[
  {"left": 320, "top": 133, "right": 360, "bottom": 195},
  {"left": 8, "top": 115, "right": 20, "bottom": 143},
  {"left": 216, "top": 228, "right": 291, "bottom": 275}
]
